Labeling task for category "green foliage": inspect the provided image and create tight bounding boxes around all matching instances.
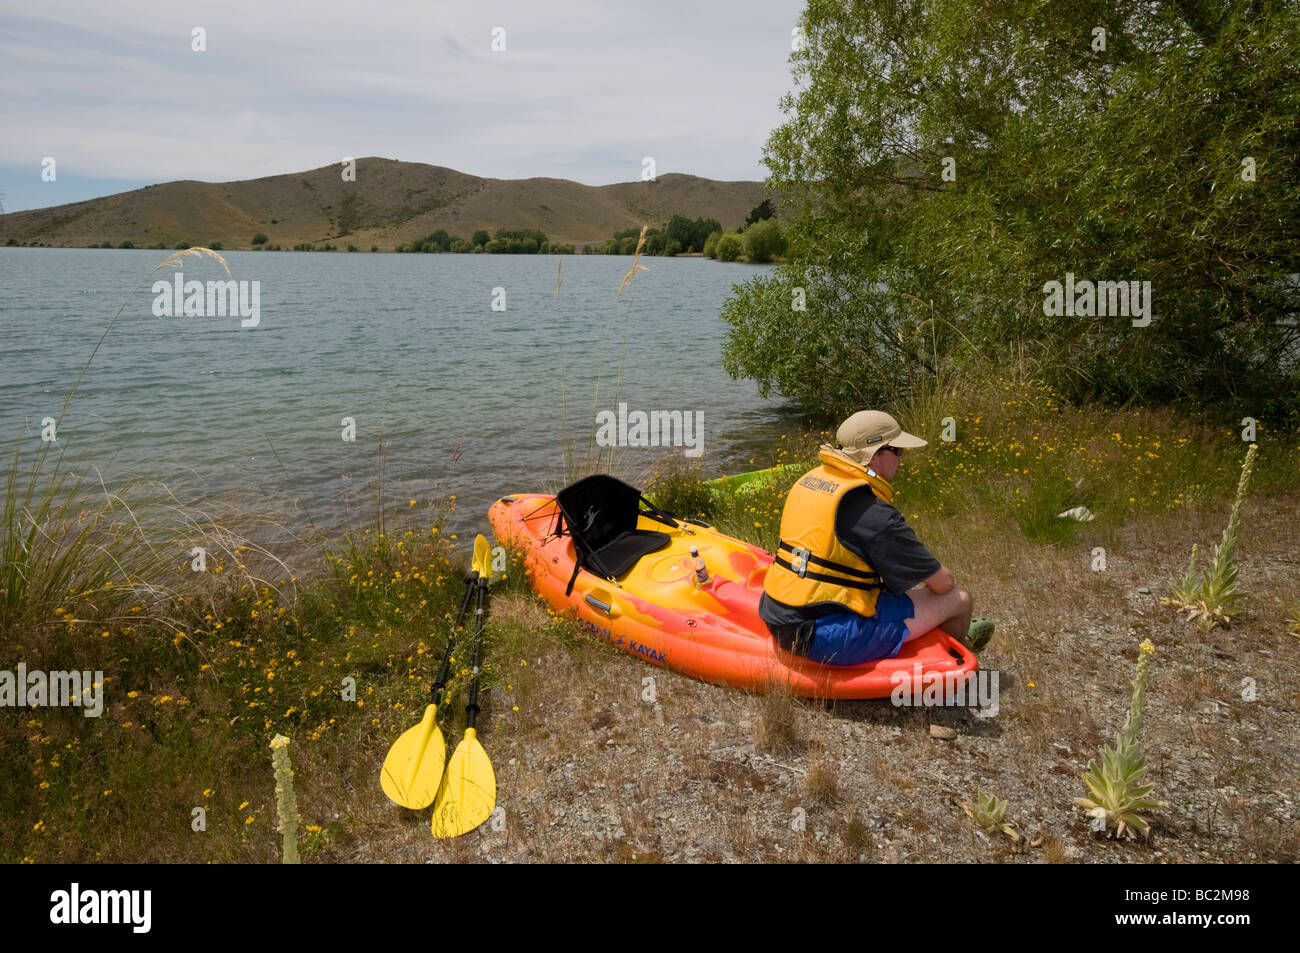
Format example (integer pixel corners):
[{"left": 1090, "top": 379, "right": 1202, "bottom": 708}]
[
  {"left": 1162, "top": 444, "right": 1257, "bottom": 630},
  {"left": 370, "top": 245, "right": 378, "bottom": 252},
  {"left": 397, "top": 229, "right": 463, "bottom": 253},
  {"left": 714, "top": 232, "right": 743, "bottom": 262},
  {"left": 251, "top": 233, "right": 268, "bottom": 245},
  {"left": 590, "top": 216, "right": 723, "bottom": 255},
  {"left": 702, "top": 230, "right": 722, "bottom": 258},
  {"left": 1076, "top": 640, "right": 1163, "bottom": 841},
  {"left": 960, "top": 791, "right": 1019, "bottom": 843},
  {"left": 724, "top": 0, "right": 1300, "bottom": 422},
  {"left": 346, "top": 244, "right": 357, "bottom": 252},
  {"left": 471, "top": 229, "right": 490, "bottom": 247},
  {"left": 148, "top": 241, "right": 166, "bottom": 250},
  {"left": 742, "top": 218, "right": 786, "bottom": 263},
  {"left": 175, "top": 241, "right": 191, "bottom": 250},
  {"left": 208, "top": 242, "right": 223, "bottom": 251},
  {"left": 745, "top": 198, "right": 775, "bottom": 227},
  {"left": 643, "top": 460, "right": 718, "bottom": 522},
  {"left": 665, "top": 214, "right": 723, "bottom": 252},
  {"left": 117, "top": 240, "right": 134, "bottom": 249}
]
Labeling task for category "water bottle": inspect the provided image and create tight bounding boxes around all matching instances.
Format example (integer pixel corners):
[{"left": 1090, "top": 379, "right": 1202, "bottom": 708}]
[{"left": 689, "top": 545, "right": 710, "bottom": 585}]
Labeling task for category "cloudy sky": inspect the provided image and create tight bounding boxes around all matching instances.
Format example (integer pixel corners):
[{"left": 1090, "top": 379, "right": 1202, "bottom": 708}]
[{"left": 0, "top": 0, "right": 805, "bottom": 213}]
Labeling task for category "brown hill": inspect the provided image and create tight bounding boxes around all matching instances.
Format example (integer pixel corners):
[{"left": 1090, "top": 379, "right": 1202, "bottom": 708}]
[{"left": 0, "top": 158, "right": 766, "bottom": 250}]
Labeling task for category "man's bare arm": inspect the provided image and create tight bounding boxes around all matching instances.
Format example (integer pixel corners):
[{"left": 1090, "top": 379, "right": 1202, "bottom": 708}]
[{"left": 923, "top": 565, "right": 955, "bottom": 595}]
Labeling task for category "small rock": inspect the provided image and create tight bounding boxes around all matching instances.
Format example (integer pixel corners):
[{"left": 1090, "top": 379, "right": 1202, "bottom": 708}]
[
  {"left": 929, "top": 725, "right": 958, "bottom": 740},
  {"left": 1137, "top": 587, "right": 1151, "bottom": 594}
]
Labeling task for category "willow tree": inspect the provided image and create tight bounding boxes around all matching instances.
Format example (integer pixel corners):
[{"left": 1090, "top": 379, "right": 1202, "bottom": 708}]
[{"left": 722, "top": 0, "right": 1300, "bottom": 420}]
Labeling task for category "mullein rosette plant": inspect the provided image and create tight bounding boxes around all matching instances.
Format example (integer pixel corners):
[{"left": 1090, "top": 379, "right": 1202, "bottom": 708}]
[
  {"left": 1163, "top": 443, "right": 1256, "bottom": 631},
  {"left": 960, "top": 791, "right": 1020, "bottom": 844},
  {"left": 1076, "top": 640, "right": 1163, "bottom": 840}
]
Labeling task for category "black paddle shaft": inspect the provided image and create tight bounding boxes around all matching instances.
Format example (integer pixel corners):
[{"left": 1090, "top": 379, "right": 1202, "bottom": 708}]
[
  {"left": 464, "top": 574, "right": 488, "bottom": 730},
  {"left": 431, "top": 571, "right": 477, "bottom": 706}
]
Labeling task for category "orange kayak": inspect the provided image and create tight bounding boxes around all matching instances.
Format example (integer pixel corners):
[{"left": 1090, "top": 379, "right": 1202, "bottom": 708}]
[{"left": 488, "top": 493, "right": 977, "bottom": 700}]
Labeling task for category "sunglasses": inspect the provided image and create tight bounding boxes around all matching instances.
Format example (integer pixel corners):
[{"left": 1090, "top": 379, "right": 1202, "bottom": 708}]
[{"left": 881, "top": 446, "right": 905, "bottom": 457}]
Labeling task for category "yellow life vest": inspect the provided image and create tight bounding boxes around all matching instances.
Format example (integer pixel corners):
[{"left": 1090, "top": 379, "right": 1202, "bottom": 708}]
[{"left": 763, "top": 447, "right": 894, "bottom": 616}]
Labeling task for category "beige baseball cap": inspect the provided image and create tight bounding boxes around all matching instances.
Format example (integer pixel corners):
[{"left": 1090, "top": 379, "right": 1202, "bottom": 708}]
[{"left": 830, "top": 410, "right": 927, "bottom": 465}]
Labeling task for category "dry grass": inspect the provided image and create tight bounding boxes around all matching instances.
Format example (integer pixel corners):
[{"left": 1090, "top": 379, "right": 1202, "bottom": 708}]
[
  {"left": 752, "top": 680, "right": 803, "bottom": 755},
  {"left": 804, "top": 751, "right": 839, "bottom": 807}
]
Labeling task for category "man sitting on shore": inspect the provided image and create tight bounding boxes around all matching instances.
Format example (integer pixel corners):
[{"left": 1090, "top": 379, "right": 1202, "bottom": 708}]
[{"left": 759, "top": 410, "right": 993, "bottom": 666}]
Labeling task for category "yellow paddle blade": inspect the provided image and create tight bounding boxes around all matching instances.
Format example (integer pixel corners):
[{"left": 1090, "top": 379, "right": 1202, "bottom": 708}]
[
  {"left": 473, "top": 534, "right": 492, "bottom": 580},
  {"left": 379, "top": 704, "right": 446, "bottom": 809},
  {"left": 430, "top": 728, "right": 496, "bottom": 838}
]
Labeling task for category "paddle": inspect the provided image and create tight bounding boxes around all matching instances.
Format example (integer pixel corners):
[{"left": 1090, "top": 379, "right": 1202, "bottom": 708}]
[
  {"left": 431, "top": 535, "right": 498, "bottom": 838},
  {"left": 380, "top": 568, "right": 478, "bottom": 809}
]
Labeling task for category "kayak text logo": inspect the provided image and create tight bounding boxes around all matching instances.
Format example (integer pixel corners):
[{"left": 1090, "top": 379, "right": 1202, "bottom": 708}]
[
  {"left": 0, "top": 664, "right": 103, "bottom": 717},
  {"left": 151, "top": 271, "right": 261, "bottom": 327},
  {"left": 890, "top": 666, "right": 999, "bottom": 717},
  {"left": 594, "top": 402, "right": 704, "bottom": 458},
  {"left": 1042, "top": 273, "right": 1152, "bottom": 327},
  {"left": 50, "top": 883, "right": 151, "bottom": 933}
]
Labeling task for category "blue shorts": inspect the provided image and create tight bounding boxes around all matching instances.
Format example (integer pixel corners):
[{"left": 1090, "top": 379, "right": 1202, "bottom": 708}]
[{"left": 803, "top": 592, "right": 914, "bottom": 666}]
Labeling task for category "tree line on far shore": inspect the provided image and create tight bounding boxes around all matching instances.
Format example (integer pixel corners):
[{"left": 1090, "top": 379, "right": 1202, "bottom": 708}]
[
  {"left": 582, "top": 201, "right": 787, "bottom": 263},
  {"left": 11, "top": 198, "right": 788, "bottom": 261},
  {"left": 388, "top": 200, "right": 788, "bottom": 262}
]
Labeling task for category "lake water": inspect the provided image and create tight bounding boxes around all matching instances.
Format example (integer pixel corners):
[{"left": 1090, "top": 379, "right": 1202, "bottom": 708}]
[{"left": 0, "top": 248, "right": 804, "bottom": 546}]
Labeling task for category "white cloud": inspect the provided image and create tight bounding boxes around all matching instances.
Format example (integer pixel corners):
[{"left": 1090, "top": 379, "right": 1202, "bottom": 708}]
[{"left": 0, "top": 0, "right": 803, "bottom": 193}]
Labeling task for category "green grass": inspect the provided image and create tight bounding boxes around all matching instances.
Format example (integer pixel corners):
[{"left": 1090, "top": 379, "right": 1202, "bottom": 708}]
[
  {"left": 638, "top": 378, "right": 1299, "bottom": 559},
  {"left": 2, "top": 510, "right": 476, "bottom": 862}
]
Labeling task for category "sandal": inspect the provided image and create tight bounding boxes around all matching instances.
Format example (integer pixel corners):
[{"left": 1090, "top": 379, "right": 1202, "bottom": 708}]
[{"left": 967, "top": 617, "right": 995, "bottom": 652}]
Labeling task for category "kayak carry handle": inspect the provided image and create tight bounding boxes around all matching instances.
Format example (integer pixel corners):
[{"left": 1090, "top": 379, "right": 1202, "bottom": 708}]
[{"left": 584, "top": 593, "right": 613, "bottom": 614}]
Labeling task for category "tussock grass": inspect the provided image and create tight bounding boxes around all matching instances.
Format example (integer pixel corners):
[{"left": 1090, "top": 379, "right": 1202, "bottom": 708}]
[
  {"left": 752, "top": 678, "right": 802, "bottom": 755},
  {"left": 803, "top": 750, "right": 839, "bottom": 807}
]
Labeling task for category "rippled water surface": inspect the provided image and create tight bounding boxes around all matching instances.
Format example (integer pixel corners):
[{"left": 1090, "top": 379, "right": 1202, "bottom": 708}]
[{"left": 1, "top": 248, "right": 804, "bottom": 542}]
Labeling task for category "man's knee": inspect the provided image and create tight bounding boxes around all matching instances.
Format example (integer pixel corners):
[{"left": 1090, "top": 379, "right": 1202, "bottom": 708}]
[{"left": 953, "top": 587, "right": 971, "bottom": 611}]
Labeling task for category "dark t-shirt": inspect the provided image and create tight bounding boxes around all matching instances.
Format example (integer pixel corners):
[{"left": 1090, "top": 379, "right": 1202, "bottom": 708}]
[{"left": 759, "top": 484, "right": 941, "bottom": 629}]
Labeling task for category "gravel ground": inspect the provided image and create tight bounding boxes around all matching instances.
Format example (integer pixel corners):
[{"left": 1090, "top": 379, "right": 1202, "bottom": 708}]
[{"left": 344, "top": 496, "right": 1299, "bottom": 864}]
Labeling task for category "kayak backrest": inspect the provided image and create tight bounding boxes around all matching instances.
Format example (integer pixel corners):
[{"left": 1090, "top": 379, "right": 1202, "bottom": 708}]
[{"left": 554, "top": 474, "right": 676, "bottom": 595}]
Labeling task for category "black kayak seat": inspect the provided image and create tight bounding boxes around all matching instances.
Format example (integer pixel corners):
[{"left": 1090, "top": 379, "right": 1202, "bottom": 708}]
[{"left": 553, "top": 474, "right": 678, "bottom": 595}]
